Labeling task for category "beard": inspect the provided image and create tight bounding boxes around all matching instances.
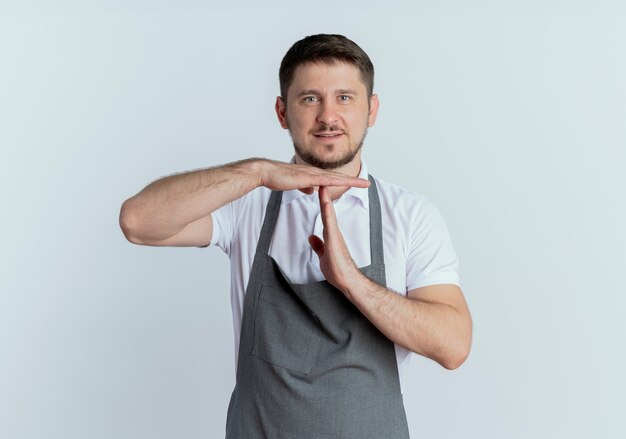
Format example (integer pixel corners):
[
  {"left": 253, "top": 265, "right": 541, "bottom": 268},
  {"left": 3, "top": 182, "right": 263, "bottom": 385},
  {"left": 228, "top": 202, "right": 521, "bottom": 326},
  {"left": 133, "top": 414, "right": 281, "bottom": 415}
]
[{"left": 292, "top": 127, "right": 368, "bottom": 170}]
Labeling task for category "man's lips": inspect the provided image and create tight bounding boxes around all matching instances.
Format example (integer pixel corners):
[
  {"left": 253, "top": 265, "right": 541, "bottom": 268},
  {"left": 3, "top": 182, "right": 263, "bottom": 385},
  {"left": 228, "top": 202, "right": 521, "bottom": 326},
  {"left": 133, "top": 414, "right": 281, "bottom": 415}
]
[{"left": 313, "top": 132, "right": 344, "bottom": 139}]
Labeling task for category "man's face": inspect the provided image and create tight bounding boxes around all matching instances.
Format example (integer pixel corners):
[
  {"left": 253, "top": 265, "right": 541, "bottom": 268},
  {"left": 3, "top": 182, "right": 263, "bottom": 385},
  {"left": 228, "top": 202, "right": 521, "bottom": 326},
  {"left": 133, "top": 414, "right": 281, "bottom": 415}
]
[{"left": 276, "top": 61, "right": 379, "bottom": 170}]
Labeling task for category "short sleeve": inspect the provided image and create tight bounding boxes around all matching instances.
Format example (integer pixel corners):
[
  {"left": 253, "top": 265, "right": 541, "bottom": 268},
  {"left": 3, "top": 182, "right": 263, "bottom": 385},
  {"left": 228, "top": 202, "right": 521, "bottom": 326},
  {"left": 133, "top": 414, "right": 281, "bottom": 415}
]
[
  {"left": 405, "top": 197, "right": 461, "bottom": 291},
  {"left": 210, "top": 202, "right": 234, "bottom": 255}
]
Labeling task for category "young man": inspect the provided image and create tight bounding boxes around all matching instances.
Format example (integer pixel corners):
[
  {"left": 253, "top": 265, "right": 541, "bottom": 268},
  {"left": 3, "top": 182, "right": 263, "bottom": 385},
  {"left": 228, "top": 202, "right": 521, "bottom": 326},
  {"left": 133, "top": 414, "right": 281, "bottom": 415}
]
[{"left": 120, "top": 34, "right": 472, "bottom": 438}]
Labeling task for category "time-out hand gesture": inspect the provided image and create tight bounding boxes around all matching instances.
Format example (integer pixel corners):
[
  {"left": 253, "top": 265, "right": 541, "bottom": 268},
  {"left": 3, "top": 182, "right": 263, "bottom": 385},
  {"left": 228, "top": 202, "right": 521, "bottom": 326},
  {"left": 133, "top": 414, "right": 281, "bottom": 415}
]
[{"left": 308, "top": 186, "right": 363, "bottom": 295}]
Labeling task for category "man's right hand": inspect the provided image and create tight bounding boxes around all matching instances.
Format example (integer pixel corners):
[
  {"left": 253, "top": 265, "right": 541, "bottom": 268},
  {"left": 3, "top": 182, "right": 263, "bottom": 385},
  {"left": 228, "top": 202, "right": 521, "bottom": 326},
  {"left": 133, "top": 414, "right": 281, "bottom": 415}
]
[
  {"left": 254, "top": 158, "right": 370, "bottom": 195},
  {"left": 119, "top": 157, "right": 369, "bottom": 248}
]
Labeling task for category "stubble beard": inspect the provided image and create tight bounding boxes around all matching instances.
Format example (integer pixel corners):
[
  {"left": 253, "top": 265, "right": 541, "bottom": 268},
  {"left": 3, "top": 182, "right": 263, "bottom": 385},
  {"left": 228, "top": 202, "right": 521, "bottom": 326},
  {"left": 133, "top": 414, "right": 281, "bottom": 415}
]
[{"left": 292, "top": 127, "right": 369, "bottom": 170}]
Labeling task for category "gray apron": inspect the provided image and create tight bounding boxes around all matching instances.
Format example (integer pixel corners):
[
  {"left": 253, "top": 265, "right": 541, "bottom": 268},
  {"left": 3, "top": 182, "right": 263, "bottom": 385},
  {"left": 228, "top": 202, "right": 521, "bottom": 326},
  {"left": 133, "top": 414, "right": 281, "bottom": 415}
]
[{"left": 226, "top": 176, "right": 410, "bottom": 439}]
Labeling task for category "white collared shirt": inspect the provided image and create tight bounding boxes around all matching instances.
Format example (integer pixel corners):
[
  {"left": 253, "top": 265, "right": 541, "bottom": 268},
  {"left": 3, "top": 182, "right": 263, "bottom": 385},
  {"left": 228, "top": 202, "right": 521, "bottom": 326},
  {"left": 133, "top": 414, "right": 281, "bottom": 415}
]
[{"left": 210, "top": 159, "right": 460, "bottom": 391}]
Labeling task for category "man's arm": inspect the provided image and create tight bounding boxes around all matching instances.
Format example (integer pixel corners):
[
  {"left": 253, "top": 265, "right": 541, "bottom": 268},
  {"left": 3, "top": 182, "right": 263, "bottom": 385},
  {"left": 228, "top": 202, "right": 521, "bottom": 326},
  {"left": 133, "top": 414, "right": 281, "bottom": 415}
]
[
  {"left": 345, "top": 280, "right": 471, "bottom": 370},
  {"left": 309, "top": 186, "right": 472, "bottom": 370},
  {"left": 119, "top": 158, "right": 371, "bottom": 247}
]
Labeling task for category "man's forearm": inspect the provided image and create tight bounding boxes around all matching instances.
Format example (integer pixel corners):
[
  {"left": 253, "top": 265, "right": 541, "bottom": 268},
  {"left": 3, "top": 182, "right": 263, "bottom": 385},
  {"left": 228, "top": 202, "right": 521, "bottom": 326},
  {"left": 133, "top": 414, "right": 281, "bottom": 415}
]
[
  {"left": 120, "top": 158, "right": 260, "bottom": 242},
  {"left": 343, "top": 272, "right": 471, "bottom": 370},
  {"left": 309, "top": 186, "right": 471, "bottom": 370}
]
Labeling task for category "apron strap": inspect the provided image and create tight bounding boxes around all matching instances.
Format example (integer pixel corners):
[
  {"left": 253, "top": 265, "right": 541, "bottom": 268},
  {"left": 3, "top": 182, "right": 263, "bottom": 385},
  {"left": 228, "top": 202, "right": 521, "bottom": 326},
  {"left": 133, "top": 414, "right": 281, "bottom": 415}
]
[
  {"left": 367, "top": 175, "right": 386, "bottom": 282},
  {"left": 255, "top": 189, "right": 283, "bottom": 257}
]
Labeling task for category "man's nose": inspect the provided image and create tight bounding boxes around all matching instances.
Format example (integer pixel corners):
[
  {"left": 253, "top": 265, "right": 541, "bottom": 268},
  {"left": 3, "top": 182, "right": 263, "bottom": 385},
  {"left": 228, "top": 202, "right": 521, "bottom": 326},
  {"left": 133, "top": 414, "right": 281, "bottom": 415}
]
[{"left": 316, "top": 101, "right": 339, "bottom": 126}]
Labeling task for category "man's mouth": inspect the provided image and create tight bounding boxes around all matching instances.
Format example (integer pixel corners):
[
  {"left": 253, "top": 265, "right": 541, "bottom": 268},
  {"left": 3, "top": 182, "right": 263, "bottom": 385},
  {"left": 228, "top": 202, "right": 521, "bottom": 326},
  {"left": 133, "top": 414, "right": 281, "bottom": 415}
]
[{"left": 313, "top": 132, "right": 344, "bottom": 139}]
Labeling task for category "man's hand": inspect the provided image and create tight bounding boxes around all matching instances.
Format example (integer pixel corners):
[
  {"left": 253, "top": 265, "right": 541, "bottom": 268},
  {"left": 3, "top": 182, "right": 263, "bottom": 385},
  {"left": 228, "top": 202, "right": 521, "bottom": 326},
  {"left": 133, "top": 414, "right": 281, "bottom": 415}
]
[
  {"left": 307, "top": 186, "right": 363, "bottom": 296},
  {"left": 256, "top": 159, "right": 370, "bottom": 194}
]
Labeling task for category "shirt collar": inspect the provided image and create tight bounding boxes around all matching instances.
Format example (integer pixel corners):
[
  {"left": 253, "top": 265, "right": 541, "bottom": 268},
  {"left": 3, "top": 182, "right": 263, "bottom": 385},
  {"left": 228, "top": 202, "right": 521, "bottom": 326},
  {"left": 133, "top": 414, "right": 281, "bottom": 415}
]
[{"left": 281, "top": 156, "right": 369, "bottom": 210}]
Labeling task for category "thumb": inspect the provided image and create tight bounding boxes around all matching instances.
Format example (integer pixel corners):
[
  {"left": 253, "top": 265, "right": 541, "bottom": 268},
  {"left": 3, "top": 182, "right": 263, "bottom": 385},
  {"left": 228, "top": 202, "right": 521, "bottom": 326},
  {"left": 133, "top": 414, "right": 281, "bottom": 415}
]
[{"left": 308, "top": 235, "right": 325, "bottom": 257}]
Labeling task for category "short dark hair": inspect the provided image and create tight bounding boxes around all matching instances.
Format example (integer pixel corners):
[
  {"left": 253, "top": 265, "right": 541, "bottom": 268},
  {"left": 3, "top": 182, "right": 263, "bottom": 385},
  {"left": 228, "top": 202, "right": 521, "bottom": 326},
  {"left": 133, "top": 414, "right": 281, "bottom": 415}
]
[{"left": 279, "top": 34, "right": 375, "bottom": 100}]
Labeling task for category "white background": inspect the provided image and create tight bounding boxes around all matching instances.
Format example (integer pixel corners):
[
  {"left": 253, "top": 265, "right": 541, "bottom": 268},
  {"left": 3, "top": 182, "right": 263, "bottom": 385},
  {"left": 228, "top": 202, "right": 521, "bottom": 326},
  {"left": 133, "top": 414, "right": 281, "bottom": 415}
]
[{"left": 1, "top": 1, "right": 625, "bottom": 438}]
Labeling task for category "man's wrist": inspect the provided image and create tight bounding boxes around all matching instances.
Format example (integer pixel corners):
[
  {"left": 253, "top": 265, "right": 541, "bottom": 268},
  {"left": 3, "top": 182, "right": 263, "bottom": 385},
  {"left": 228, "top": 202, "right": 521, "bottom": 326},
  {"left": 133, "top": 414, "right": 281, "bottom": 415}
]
[
  {"left": 341, "top": 267, "right": 379, "bottom": 303},
  {"left": 234, "top": 157, "right": 266, "bottom": 189}
]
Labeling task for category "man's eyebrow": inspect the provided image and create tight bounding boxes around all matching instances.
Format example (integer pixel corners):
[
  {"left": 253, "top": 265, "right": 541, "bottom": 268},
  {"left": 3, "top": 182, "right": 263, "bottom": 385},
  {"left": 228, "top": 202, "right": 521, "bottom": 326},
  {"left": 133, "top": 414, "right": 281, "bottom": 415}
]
[
  {"left": 295, "top": 89, "right": 359, "bottom": 97},
  {"left": 296, "top": 89, "right": 322, "bottom": 97}
]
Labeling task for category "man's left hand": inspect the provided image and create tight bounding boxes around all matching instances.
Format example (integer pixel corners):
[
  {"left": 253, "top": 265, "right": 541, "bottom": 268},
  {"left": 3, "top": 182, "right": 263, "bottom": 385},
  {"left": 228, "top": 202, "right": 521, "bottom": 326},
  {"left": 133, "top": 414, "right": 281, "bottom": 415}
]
[{"left": 308, "top": 186, "right": 363, "bottom": 295}]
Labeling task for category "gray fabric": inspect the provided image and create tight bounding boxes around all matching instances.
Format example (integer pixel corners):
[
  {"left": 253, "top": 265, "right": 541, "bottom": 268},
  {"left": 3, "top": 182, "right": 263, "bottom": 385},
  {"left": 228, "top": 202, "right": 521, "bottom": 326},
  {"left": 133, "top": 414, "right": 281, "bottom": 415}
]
[{"left": 226, "top": 176, "right": 410, "bottom": 439}]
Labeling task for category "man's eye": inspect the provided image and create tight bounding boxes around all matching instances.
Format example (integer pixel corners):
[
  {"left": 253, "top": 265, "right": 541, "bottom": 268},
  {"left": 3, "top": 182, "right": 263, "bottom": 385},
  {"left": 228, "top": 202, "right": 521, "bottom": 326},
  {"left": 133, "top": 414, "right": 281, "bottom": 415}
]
[
  {"left": 339, "top": 95, "right": 351, "bottom": 101},
  {"left": 304, "top": 96, "right": 318, "bottom": 103}
]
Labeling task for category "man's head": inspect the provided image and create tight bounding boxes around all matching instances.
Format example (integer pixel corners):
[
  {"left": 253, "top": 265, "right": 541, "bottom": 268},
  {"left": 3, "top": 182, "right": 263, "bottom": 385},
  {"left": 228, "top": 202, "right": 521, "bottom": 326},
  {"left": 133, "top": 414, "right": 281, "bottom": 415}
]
[
  {"left": 279, "top": 34, "right": 375, "bottom": 103},
  {"left": 276, "top": 34, "right": 379, "bottom": 170}
]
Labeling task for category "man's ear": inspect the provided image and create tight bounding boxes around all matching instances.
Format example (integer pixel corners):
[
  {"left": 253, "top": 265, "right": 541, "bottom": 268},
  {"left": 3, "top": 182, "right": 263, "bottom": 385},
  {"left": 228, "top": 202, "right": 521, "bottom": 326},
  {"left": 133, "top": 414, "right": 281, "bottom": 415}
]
[
  {"left": 367, "top": 94, "right": 379, "bottom": 127},
  {"left": 275, "top": 96, "right": 289, "bottom": 129}
]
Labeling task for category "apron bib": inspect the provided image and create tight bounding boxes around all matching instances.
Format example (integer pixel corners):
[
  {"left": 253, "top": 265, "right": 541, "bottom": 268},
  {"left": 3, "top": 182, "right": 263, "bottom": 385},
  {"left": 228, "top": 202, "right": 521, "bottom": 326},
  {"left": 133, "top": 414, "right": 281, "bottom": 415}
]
[{"left": 226, "top": 176, "right": 410, "bottom": 439}]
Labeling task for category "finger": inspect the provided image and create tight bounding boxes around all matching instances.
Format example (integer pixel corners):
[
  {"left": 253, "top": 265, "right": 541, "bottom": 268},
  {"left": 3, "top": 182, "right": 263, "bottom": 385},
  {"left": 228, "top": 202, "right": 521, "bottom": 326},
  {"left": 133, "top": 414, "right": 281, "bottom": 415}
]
[
  {"left": 310, "top": 175, "right": 370, "bottom": 189},
  {"left": 318, "top": 186, "right": 338, "bottom": 239},
  {"left": 319, "top": 185, "right": 331, "bottom": 203},
  {"left": 308, "top": 235, "right": 325, "bottom": 257},
  {"left": 318, "top": 186, "right": 329, "bottom": 230},
  {"left": 294, "top": 167, "right": 370, "bottom": 189},
  {"left": 323, "top": 176, "right": 370, "bottom": 187},
  {"left": 298, "top": 187, "right": 315, "bottom": 195}
]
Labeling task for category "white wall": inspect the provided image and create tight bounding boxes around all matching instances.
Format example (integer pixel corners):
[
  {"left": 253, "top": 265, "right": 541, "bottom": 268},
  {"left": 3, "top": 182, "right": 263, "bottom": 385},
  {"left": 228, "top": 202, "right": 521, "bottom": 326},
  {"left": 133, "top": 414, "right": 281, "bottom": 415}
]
[{"left": 1, "top": 1, "right": 624, "bottom": 438}]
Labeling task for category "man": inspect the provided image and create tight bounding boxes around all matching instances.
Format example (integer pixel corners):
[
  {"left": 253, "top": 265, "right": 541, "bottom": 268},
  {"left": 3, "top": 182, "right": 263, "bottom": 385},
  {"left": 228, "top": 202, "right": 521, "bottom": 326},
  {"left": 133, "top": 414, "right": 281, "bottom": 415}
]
[{"left": 120, "top": 34, "right": 472, "bottom": 438}]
